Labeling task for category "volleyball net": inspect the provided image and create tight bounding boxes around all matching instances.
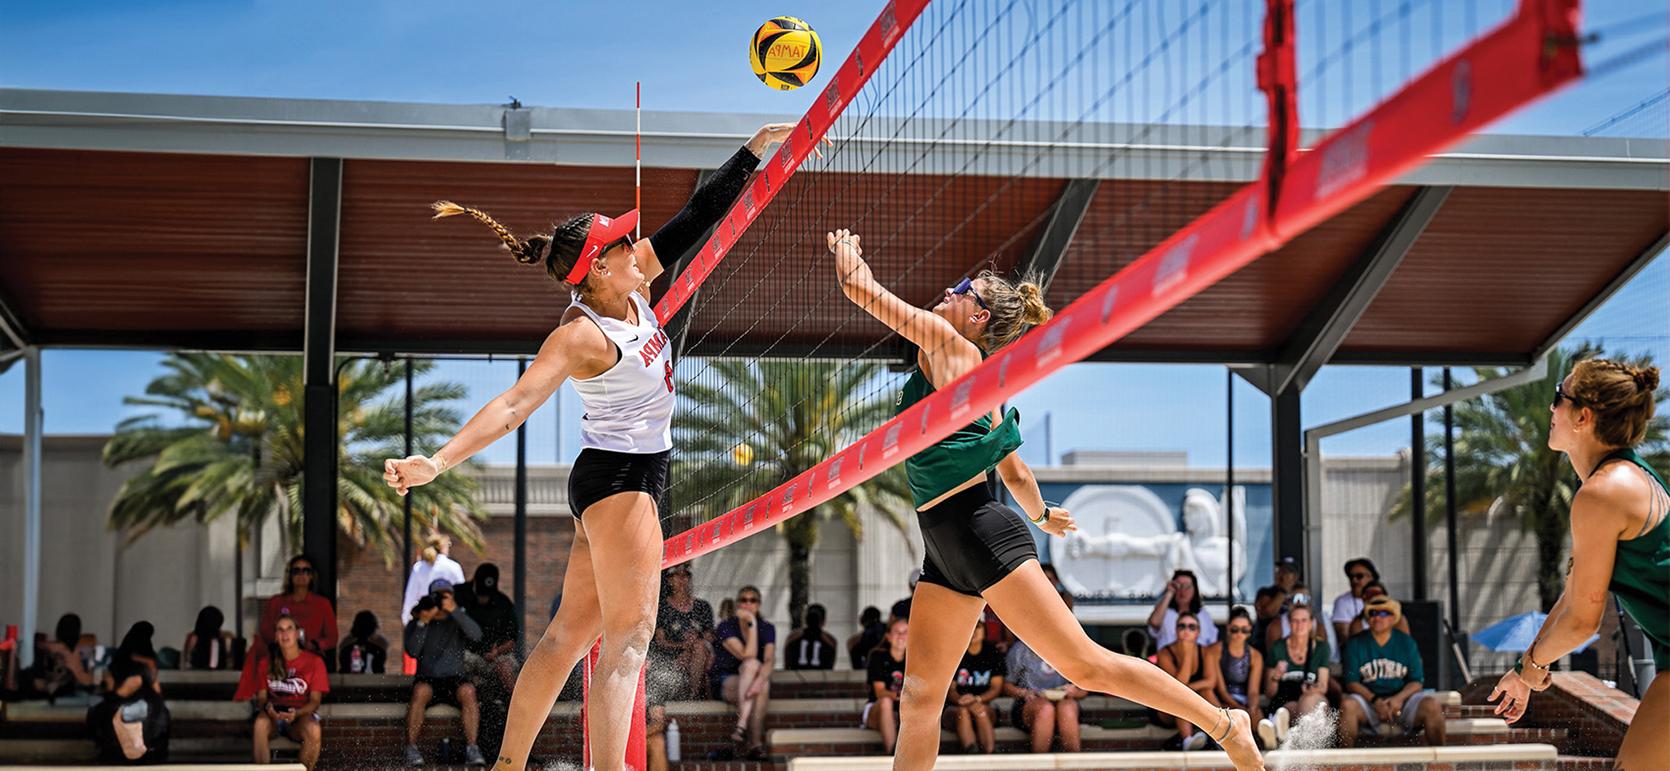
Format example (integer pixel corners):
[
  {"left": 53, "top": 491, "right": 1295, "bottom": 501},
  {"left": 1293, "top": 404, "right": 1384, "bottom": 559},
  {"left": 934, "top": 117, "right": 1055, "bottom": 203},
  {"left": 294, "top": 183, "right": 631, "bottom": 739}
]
[{"left": 654, "top": 0, "right": 1583, "bottom": 570}]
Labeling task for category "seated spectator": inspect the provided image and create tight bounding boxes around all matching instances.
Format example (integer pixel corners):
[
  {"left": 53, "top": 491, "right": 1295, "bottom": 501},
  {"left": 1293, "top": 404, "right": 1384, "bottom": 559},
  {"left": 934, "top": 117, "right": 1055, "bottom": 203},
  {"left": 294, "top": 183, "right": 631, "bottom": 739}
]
[
  {"left": 1251, "top": 585, "right": 1287, "bottom": 656},
  {"left": 1330, "top": 558, "right": 1379, "bottom": 644},
  {"left": 890, "top": 569, "right": 921, "bottom": 622},
  {"left": 1005, "top": 624, "right": 1089, "bottom": 753},
  {"left": 251, "top": 614, "right": 326, "bottom": 769},
  {"left": 88, "top": 621, "right": 169, "bottom": 764},
  {"left": 1147, "top": 570, "right": 1218, "bottom": 648},
  {"left": 1339, "top": 596, "right": 1443, "bottom": 747},
  {"left": 1263, "top": 585, "right": 1317, "bottom": 652},
  {"left": 945, "top": 621, "right": 1004, "bottom": 754},
  {"left": 1259, "top": 603, "right": 1330, "bottom": 749},
  {"left": 1258, "top": 557, "right": 1302, "bottom": 616},
  {"left": 783, "top": 603, "right": 838, "bottom": 670},
  {"left": 847, "top": 606, "right": 886, "bottom": 669},
  {"left": 649, "top": 564, "right": 714, "bottom": 700},
  {"left": 1155, "top": 611, "right": 1219, "bottom": 750},
  {"left": 403, "top": 579, "right": 486, "bottom": 767},
  {"left": 259, "top": 555, "right": 339, "bottom": 665},
  {"left": 1212, "top": 607, "right": 1264, "bottom": 727},
  {"left": 1346, "top": 582, "right": 1411, "bottom": 637},
  {"left": 183, "top": 606, "right": 235, "bottom": 671},
  {"left": 980, "top": 605, "right": 1014, "bottom": 654},
  {"left": 337, "top": 611, "right": 389, "bottom": 675},
  {"left": 403, "top": 534, "right": 466, "bottom": 675},
  {"left": 713, "top": 586, "right": 774, "bottom": 760},
  {"left": 863, "top": 618, "right": 908, "bottom": 754},
  {"left": 455, "top": 563, "right": 520, "bottom": 694},
  {"left": 19, "top": 613, "right": 97, "bottom": 699}
]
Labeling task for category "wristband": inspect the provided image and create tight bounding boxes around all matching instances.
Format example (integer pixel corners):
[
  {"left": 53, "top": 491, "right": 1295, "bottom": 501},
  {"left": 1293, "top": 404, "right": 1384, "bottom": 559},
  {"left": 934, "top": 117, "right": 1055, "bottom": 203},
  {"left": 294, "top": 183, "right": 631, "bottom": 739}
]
[{"left": 431, "top": 450, "right": 450, "bottom": 474}]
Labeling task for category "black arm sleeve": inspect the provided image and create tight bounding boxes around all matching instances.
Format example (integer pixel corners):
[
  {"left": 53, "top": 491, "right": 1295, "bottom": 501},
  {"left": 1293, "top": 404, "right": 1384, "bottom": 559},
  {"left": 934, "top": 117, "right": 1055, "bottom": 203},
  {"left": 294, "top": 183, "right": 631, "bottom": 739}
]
[{"left": 647, "top": 145, "right": 762, "bottom": 263}]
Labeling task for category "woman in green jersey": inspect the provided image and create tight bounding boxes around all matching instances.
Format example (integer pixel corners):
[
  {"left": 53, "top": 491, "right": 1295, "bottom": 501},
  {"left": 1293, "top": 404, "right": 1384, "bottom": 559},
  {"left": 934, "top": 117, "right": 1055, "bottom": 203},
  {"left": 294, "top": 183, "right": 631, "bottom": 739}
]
[
  {"left": 828, "top": 229, "right": 1263, "bottom": 771},
  {"left": 1490, "top": 359, "right": 1666, "bottom": 769}
]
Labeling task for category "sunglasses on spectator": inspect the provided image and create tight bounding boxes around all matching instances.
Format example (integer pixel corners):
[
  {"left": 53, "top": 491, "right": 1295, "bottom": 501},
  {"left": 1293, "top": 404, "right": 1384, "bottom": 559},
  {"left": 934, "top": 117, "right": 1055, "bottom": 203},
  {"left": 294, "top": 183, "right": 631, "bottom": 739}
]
[
  {"left": 1367, "top": 610, "right": 1394, "bottom": 619},
  {"left": 738, "top": 596, "right": 761, "bottom": 604},
  {"left": 289, "top": 567, "right": 315, "bottom": 575},
  {"left": 1229, "top": 626, "right": 1252, "bottom": 635},
  {"left": 949, "top": 277, "right": 989, "bottom": 311},
  {"left": 1177, "top": 623, "right": 1199, "bottom": 631}
]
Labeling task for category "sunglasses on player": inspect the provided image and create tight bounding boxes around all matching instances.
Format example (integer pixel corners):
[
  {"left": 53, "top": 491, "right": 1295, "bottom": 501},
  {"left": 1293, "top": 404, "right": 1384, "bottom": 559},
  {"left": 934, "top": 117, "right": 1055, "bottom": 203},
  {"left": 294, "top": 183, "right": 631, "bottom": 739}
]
[{"left": 949, "top": 277, "right": 989, "bottom": 311}]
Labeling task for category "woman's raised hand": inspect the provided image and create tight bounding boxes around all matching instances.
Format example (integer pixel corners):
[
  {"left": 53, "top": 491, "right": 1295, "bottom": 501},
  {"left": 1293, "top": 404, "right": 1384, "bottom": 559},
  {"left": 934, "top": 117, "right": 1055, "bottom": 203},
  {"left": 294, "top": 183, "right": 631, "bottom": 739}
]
[{"left": 826, "top": 229, "right": 862, "bottom": 257}]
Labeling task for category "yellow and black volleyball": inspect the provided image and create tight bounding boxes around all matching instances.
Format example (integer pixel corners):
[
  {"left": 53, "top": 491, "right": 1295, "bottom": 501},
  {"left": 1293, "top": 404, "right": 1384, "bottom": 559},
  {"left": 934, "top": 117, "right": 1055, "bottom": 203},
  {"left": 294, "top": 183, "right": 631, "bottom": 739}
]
[{"left": 749, "top": 16, "right": 821, "bottom": 91}]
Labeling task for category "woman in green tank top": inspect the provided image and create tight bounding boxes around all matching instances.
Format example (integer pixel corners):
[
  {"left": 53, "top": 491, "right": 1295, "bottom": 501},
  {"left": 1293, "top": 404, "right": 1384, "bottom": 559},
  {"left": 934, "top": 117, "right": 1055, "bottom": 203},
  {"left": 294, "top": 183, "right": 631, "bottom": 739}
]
[
  {"left": 828, "top": 229, "right": 1265, "bottom": 771},
  {"left": 1489, "top": 359, "right": 1666, "bottom": 769}
]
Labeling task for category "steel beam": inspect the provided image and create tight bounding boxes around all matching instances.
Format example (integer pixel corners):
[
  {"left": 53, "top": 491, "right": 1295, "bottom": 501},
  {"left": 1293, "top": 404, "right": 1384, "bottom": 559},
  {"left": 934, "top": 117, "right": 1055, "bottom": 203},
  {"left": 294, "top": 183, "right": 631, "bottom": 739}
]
[
  {"left": 302, "top": 157, "right": 342, "bottom": 603},
  {"left": 19, "top": 348, "right": 42, "bottom": 668},
  {"left": 1015, "top": 179, "right": 1100, "bottom": 290},
  {"left": 1533, "top": 229, "right": 1668, "bottom": 360},
  {"left": 0, "top": 283, "right": 31, "bottom": 350},
  {"left": 1269, "top": 186, "right": 1451, "bottom": 395}
]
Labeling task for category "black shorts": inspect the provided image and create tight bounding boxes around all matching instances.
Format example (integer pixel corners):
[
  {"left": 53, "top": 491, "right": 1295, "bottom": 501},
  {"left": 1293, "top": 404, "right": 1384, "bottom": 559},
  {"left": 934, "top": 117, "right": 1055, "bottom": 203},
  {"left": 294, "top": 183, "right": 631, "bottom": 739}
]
[
  {"left": 568, "top": 448, "right": 670, "bottom": 519},
  {"left": 414, "top": 676, "right": 470, "bottom": 707},
  {"left": 916, "top": 484, "right": 1038, "bottom": 596}
]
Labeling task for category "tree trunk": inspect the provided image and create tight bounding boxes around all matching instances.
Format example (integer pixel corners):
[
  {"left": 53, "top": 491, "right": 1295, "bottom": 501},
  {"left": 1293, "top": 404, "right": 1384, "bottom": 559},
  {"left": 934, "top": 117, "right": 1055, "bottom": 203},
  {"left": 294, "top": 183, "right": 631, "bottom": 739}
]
[
  {"left": 787, "top": 541, "right": 811, "bottom": 631},
  {"left": 1534, "top": 505, "right": 1569, "bottom": 612}
]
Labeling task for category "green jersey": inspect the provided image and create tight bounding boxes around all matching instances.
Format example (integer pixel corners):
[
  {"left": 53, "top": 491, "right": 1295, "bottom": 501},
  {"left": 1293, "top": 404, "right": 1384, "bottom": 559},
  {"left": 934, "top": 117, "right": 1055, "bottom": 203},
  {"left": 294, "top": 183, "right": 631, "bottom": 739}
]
[
  {"left": 1343, "top": 629, "right": 1424, "bottom": 698},
  {"left": 1600, "top": 449, "right": 1670, "bottom": 671}
]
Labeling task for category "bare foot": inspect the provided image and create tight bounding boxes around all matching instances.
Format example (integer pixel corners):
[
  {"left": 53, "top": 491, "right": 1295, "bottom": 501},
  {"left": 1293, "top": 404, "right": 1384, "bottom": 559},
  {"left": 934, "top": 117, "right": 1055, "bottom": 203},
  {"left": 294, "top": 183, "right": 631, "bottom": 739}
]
[{"left": 1220, "top": 709, "right": 1265, "bottom": 770}]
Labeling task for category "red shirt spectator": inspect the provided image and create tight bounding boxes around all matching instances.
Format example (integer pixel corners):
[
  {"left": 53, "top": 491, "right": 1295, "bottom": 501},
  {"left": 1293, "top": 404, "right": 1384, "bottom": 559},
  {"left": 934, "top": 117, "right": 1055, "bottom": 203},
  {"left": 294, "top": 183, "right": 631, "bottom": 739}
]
[
  {"left": 258, "top": 556, "right": 339, "bottom": 654},
  {"left": 263, "top": 648, "right": 330, "bottom": 710}
]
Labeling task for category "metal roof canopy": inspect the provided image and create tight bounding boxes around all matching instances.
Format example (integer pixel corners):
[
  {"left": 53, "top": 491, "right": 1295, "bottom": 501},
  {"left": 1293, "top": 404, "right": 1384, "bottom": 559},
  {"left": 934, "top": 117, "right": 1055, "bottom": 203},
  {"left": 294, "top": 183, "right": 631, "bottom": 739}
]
[{"left": 1, "top": 88, "right": 1665, "bottom": 367}]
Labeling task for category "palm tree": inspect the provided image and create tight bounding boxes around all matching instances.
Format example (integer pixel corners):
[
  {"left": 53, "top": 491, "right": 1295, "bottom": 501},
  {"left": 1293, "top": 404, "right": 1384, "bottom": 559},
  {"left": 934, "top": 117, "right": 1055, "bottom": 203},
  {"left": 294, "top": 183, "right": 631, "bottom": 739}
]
[
  {"left": 669, "top": 359, "right": 915, "bottom": 628},
  {"left": 102, "top": 353, "right": 486, "bottom": 565},
  {"left": 1393, "top": 345, "right": 1668, "bottom": 610}
]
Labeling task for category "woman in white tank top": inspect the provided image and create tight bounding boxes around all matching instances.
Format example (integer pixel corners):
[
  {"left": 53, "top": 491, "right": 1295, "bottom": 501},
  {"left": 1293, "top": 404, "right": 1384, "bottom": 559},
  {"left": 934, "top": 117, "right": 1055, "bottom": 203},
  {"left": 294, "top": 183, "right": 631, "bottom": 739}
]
[{"left": 381, "top": 122, "right": 814, "bottom": 771}]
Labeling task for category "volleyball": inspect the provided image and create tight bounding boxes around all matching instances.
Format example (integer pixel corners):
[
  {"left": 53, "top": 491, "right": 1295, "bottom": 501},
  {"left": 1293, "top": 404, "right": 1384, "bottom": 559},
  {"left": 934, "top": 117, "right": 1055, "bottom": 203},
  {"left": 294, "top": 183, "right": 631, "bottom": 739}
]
[
  {"left": 732, "top": 442, "right": 756, "bottom": 466},
  {"left": 749, "top": 16, "right": 822, "bottom": 90}
]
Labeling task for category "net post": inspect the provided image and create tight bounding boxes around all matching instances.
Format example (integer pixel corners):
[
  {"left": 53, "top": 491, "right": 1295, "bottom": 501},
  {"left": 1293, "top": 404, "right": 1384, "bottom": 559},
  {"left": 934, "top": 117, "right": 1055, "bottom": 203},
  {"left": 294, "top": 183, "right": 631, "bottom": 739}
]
[
  {"left": 581, "top": 642, "right": 597, "bottom": 768},
  {"left": 580, "top": 640, "right": 647, "bottom": 769},
  {"left": 1257, "top": 0, "right": 1298, "bottom": 224}
]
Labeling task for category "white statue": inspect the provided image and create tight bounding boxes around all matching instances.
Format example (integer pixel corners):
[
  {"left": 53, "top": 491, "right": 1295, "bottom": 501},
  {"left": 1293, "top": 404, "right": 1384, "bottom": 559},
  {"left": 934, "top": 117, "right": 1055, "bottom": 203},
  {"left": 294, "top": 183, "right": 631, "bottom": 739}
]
[{"left": 1055, "top": 485, "right": 1247, "bottom": 598}]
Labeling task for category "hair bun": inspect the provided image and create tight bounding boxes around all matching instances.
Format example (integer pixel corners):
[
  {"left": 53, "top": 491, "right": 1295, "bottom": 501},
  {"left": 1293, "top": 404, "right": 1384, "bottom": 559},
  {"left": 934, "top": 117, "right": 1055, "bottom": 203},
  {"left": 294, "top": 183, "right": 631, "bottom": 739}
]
[
  {"left": 1634, "top": 366, "right": 1661, "bottom": 393},
  {"left": 1017, "top": 281, "right": 1054, "bottom": 326},
  {"left": 517, "top": 235, "right": 551, "bottom": 266}
]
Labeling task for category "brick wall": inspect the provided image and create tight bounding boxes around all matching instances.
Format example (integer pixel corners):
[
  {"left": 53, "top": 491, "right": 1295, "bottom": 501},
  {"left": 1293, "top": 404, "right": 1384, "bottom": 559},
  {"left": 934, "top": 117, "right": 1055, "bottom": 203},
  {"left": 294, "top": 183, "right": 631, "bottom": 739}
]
[
  {"left": 334, "top": 515, "right": 577, "bottom": 659},
  {"left": 1461, "top": 671, "right": 1633, "bottom": 756}
]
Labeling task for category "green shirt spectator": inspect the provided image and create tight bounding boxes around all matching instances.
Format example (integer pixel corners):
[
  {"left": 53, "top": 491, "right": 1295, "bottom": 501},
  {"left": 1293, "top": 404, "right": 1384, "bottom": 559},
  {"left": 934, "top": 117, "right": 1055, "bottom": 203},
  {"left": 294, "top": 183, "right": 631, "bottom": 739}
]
[{"left": 1342, "top": 626, "right": 1422, "bottom": 698}]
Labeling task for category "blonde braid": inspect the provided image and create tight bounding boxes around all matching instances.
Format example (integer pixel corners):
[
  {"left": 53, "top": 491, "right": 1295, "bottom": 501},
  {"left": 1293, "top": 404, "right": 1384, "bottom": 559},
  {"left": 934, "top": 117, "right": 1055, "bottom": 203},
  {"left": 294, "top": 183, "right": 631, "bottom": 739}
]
[{"left": 431, "top": 201, "right": 548, "bottom": 265}]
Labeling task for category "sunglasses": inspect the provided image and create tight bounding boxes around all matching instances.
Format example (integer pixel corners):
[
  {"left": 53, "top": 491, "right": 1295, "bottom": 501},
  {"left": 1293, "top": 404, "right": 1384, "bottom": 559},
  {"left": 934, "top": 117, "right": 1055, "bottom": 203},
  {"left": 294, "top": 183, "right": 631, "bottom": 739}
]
[
  {"left": 1367, "top": 610, "right": 1394, "bottom": 619},
  {"left": 949, "top": 277, "right": 989, "bottom": 311},
  {"left": 738, "top": 597, "right": 761, "bottom": 605},
  {"left": 1552, "top": 383, "right": 1583, "bottom": 409},
  {"left": 1229, "top": 627, "right": 1252, "bottom": 635},
  {"left": 289, "top": 567, "right": 315, "bottom": 576},
  {"left": 1177, "top": 623, "right": 1199, "bottom": 631}
]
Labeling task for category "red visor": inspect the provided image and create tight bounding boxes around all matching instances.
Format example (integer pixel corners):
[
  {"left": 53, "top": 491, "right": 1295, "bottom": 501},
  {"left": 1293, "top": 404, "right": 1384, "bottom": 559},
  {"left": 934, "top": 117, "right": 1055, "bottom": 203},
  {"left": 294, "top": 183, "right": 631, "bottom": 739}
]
[{"left": 564, "top": 209, "right": 639, "bottom": 285}]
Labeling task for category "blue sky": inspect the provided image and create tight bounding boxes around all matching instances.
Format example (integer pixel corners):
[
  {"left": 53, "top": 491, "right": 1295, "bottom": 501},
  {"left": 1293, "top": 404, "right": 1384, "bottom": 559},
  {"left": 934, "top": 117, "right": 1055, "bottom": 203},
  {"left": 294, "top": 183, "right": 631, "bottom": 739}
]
[{"left": 1, "top": 0, "right": 1666, "bottom": 467}]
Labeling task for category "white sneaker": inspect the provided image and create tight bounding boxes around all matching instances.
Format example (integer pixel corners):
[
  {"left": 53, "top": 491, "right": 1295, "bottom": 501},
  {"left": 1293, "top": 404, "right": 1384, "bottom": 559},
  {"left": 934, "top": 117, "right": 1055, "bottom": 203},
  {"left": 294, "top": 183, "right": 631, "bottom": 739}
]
[
  {"left": 1257, "top": 717, "right": 1278, "bottom": 749},
  {"left": 1182, "top": 731, "right": 1209, "bottom": 751},
  {"left": 403, "top": 744, "right": 424, "bottom": 767},
  {"left": 1274, "top": 706, "right": 1292, "bottom": 744}
]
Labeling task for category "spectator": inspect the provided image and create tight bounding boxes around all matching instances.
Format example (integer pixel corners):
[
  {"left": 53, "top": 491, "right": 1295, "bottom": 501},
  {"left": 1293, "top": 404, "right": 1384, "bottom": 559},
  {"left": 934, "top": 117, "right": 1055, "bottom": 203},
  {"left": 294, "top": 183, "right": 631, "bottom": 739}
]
[
  {"left": 649, "top": 564, "right": 715, "bottom": 700},
  {"left": 1346, "top": 582, "right": 1411, "bottom": 638},
  {"left": 713, "top": 586, "right": 774, "bottom": 759},
  {"left": 1147, "top": 570, "right": 1218, "bottom": 648},
  {"left": 784, "top": 604, "right": 838, "bottom": 671},
  {"left": 88, "top": 621, "right": 169, "bottom": 764},
  {"left": 847, "top": 606, "right": 886, "bottom": 670},
  {"left": 1330, "top": 559, "right": 1379, "bottom": 644},
  {"left": 1155, "top": 611, "right": 1219, "bottom": 750},
  {"left": 1250, "top": 585, "right": 1287, "bottom": 656},
  {"left": 455, "top": 563, "right": 520, "bottom": 694},
  {"left": 1212, "top": 607, "right": 1264, "bottom": 728},
  {"left": 980, "top": 606, "right": 1014, "bottom": 655},
  {"left": 251, "top": 615, "right": 326, "bottom": 769},
  {"left": 1262, "top": 585, "right": 1319, "bottom": 652},
  {"left": 183, "top": 606, "right": 235, "bottom": 671},
  {"left": 1259, "top": 603, "right": 1330, "bottom": 749},
  {"left": 403, "top": 579, "right": 486, "bottom": 767},
  {"left": 945, "top": 621, "right": 1004, "bottom": 754},
  {"left": 1339, "top": 596, "right": 1443, "bottom": 748},
  {"left": 337, "top": 611, "right": 389, "bottom": 675},
  {"left": 402, "top": 534, "right": 466, "bottom": 676},
  {"left": 1005, "top": 618, "right": 1089, "bottom": 753},
  {"left": 890, "top": 569, "right": 921, "bottom": 622},
  {"left": 1255, "top": 557, "right": 1302, "bottom": 623},
  {"left": 19, "top": 613, "right": 96, "bottom": 699},
  {"left": 259, "top": 555, "right": 338, "bottom": 664},
  {"left": 863, "top": 617, "right": 908, "bottom": 754}
]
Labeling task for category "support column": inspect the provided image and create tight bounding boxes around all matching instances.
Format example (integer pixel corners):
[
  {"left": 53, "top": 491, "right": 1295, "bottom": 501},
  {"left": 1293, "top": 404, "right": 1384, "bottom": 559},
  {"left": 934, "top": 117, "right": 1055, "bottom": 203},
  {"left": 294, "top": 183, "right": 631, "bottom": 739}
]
[
  {"left": 20, "top": 347, "right": 42, "bottom": 667},
  {"left": 302, "top": 157, "right": 343, "bottom": 602},
  {"left": 1410, "top": 367, "right": 1429, "bottom": 601},
  {"left": 1271, "top": 382, "right": 1305, "bottom": 573}
]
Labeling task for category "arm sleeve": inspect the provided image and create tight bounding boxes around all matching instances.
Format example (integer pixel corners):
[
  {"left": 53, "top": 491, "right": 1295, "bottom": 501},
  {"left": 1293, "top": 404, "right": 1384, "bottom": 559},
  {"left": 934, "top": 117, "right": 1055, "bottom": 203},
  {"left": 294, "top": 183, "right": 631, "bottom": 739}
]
[
  {"left": 452, "top": 609, "right": 482, "bottom": 642},
  {"left": 647, "top": 146, "right": 762, "bottom": 262},
  {"left": 404, "top": 620, "right": 427, "bottom": 657}
]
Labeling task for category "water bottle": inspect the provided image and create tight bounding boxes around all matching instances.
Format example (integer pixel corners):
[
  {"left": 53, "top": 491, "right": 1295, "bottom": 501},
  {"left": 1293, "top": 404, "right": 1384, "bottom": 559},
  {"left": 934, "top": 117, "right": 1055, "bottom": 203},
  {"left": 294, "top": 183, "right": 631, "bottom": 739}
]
[
  {"left": 350, "top": 646, "right": 364, "bottom": 673},
  {"left": 665, "top": 719, "right": 681, "bottom": 762},
  {"left": 440, "top": 737, "right": 453, "bottom": 763}
]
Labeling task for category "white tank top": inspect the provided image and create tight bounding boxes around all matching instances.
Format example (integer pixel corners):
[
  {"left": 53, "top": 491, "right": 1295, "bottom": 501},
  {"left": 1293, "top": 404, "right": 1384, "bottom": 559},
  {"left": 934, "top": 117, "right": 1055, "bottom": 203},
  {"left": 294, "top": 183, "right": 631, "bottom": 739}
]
[{"left": 568, "top": 291, "right": 675, "bottom": 454}]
